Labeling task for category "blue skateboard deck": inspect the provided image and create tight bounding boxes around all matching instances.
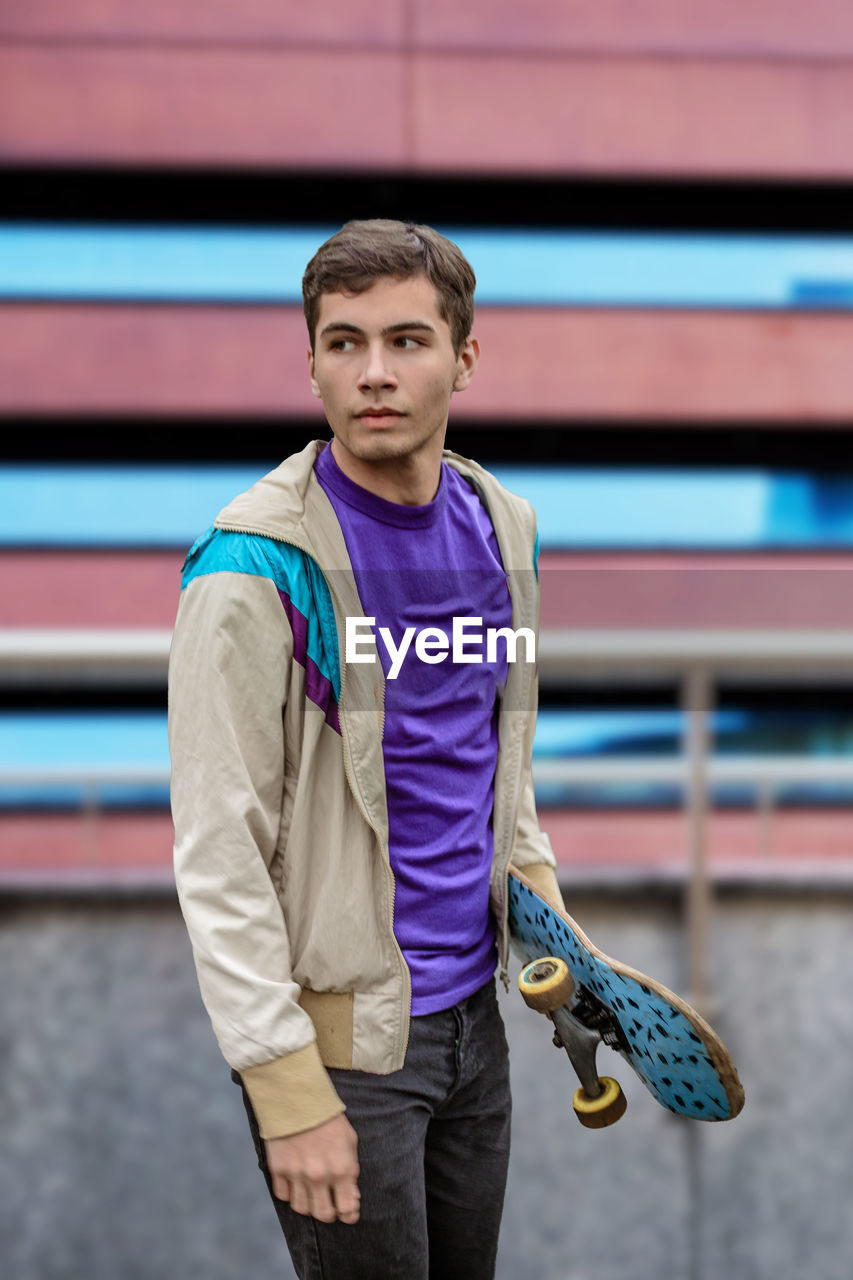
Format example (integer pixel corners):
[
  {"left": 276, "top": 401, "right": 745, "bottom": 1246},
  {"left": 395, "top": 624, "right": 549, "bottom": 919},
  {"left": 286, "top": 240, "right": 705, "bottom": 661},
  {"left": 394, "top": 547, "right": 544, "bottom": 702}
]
[{"left": 508, "top": 867, "right": 744, "bottom": 1123}]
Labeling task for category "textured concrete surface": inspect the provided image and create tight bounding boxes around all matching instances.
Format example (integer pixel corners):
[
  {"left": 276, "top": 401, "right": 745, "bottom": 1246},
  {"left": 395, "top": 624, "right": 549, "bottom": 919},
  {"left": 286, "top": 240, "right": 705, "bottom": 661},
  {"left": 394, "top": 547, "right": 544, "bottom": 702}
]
[{"left": 0, "top": 889, "right": 849, "bottom": 1280}]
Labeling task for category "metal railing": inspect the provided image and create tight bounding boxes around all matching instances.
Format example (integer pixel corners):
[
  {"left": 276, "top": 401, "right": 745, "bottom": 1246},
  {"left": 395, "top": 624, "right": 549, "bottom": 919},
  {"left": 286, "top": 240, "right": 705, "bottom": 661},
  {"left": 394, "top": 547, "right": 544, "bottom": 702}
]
[
  {"left": 540, "top": 628, "right": 853, "bottom": 1011},
  {"left": 5, "top": 626, "right": 853, "bottom": 1006},
  {"left": 3, "top": 625, "right": 852, "bottom": 680},
  {"left": 0, "top": 628, "right": 172, "bottom": 684}
]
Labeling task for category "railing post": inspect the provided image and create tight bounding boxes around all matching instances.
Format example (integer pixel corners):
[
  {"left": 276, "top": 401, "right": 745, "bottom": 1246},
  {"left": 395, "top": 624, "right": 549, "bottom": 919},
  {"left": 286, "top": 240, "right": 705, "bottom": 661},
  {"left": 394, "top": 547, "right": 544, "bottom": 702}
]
[
  {"left": 682, "top": 664, "right": 713, "bottom": 1017},
  {"left": 757, "top": 780, "right": 775, "bottom": 860},
  {"left": 681, "top": 663, "right": 714, "bottom": 1280}
]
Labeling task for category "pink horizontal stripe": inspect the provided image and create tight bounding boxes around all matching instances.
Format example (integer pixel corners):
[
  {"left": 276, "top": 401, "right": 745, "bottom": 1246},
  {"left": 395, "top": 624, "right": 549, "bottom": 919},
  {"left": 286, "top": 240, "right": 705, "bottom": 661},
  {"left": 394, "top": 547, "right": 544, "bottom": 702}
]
[
  {"left": 1, "top": 45, "right": 852, "bottom": 177},
  {"left": 412, "top": 54, "right": 853, "bottom": 178},
  {"left": 3, "top": 1, "right": 850, "bottom": 60},
  {"left": 0, "top": 1, "right": 403, "bottom": 44},
  {"left": 0, "top": 811, "right": 175, "bottom": 872},
  {"left": 413, "top": 1, "right": 853, "bottom": 59},
  {"left": 5, "top": 0, "right": 849, "bottom": 58},
  {"left": 6, "top": 305, "right": 853, "bottom": 421},
  {"left": 10, "top": 551, "right": 853, "bottom": 631},
  {"left": 0, "top": 551, "right": 184, "bottom": 626},
  {"left": 0, "top": 306, "right": 322, "bottom": 415},
  {"left": 538, "top": 555, "right": 853, "bottom": 631},
  {"left": 2, "top": 809, "right": 852, "bottom": 882},
  {"left": 543, "top": 809, "right": 853, "bottom": 868},
  {"left": 471, "top": 309, "right": 853, "bottom": 421},
  {"left": 0, "top": 46, "right": 406, "bottom": 168}
]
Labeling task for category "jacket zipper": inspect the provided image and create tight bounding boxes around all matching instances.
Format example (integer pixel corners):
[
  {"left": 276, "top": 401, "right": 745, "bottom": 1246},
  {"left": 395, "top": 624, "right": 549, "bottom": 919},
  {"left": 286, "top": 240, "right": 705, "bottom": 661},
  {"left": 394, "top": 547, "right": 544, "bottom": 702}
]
[{"left": 373, "top": 673, "right": 410, "bottom": 1050}]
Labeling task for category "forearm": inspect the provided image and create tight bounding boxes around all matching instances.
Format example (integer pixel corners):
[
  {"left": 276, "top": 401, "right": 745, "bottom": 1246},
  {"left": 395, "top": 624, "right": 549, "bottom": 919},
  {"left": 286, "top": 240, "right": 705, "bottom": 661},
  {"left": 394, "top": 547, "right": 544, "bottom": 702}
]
[{"left": 508, "top": 744, "right": 561, "bottom": 908}]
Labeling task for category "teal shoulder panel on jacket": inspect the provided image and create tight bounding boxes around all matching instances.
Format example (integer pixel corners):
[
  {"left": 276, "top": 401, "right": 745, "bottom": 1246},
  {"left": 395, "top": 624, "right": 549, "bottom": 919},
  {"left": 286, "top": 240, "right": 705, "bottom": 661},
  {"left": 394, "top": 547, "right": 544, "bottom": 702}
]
[{"left": 180, "top": 527, "right": 341, "bottom": 700}]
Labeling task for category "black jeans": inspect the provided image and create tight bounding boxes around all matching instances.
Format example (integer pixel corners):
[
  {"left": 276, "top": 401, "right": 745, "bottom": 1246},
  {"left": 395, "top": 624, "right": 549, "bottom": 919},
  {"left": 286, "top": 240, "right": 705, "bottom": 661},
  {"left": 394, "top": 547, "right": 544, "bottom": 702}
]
[{"left": 234, "top": 979, "right": 512, "bottom": 1280}]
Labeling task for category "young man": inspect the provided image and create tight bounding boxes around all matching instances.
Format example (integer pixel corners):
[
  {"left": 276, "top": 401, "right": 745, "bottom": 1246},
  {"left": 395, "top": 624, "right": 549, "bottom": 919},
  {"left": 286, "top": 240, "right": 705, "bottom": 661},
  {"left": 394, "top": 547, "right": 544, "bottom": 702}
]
[{"left": 168, "top": 219, "right": 562, "bottom": 1279}]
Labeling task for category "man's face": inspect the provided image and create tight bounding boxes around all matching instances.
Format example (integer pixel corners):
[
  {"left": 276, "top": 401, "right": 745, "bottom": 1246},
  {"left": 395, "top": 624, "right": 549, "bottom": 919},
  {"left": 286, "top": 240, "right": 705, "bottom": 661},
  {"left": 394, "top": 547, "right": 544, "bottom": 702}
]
[{"left": 308, "top": 274, "right": 478, "bottom": 471}]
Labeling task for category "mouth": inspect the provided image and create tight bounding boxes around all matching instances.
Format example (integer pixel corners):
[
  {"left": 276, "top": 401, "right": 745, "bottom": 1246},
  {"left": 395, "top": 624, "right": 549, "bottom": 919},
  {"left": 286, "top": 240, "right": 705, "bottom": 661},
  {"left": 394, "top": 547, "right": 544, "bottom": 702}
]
[{"left": 355, "top": 408, "right": 405, "bottom": 427}]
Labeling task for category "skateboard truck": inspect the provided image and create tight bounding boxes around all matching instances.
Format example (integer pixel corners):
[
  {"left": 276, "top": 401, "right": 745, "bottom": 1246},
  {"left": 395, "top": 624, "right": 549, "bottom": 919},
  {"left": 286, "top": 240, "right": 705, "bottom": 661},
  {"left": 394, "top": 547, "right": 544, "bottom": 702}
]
[{"left": 518, "top": 957, "right": 628, "bottom": 1129}]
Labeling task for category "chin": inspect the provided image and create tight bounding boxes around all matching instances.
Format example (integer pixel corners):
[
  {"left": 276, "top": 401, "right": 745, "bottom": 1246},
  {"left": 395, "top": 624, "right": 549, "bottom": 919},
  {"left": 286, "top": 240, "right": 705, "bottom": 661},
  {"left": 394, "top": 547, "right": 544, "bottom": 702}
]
[{"left": 350, "top": 433, "right": 417, "bottom": 461}]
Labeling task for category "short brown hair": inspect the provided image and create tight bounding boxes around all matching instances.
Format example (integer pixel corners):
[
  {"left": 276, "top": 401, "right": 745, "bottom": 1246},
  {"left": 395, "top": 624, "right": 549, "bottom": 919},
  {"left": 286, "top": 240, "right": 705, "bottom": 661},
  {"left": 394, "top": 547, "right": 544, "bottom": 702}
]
[{"left": 302, "top": 219, "right": 476, "bottom": 354}]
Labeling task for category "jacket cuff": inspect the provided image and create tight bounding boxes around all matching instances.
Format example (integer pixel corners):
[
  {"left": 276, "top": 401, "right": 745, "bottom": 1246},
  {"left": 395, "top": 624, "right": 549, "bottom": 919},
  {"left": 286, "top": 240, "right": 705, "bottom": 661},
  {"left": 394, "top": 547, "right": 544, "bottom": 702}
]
[
  {"left": 239, "top": 1041, "right": 346, "bottom": 1139},
  {"left": 513, "top": 861, "right": 563, "bottom": 912}
]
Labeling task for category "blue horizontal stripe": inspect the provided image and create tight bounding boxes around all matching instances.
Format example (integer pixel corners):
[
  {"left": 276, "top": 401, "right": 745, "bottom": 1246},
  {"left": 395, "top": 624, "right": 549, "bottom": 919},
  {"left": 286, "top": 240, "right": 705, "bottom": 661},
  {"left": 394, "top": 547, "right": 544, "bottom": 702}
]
[
  {"left": 0, "top": 711, "right": 170, "bottom": 807},
  {"left": 0, "top": 464, "right": 265, "bottom": 547},
  {"left": 4, "top": 464, "right": 853, "bottom": 550},
  {"left": 7, "top": 707, "right": 853, "bottom": 808},
  {"left": 533, "top": 708, "right": 747, "bottom": 756},
  {"left": 3, "top": 223, "right": 853, "bottom": 309},
  {"left": 7, "top": 707, "right": 849, "bottom": 769},
  {"left": 532, "top": 707, "right": 853, "bottom": 808},
  {"left": 0, "top": 225, "right": 331, "bottom": 304},
  {"left": 1, "top": 711, "right": 167, "bottom": 769}
]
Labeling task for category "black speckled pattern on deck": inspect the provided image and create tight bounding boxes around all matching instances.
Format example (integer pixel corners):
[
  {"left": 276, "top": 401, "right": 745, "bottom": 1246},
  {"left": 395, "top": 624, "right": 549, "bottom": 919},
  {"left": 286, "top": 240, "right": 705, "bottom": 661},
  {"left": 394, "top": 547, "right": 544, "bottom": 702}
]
[{"left": 508, "top": 874, "right": 736, "bottom": 1121}]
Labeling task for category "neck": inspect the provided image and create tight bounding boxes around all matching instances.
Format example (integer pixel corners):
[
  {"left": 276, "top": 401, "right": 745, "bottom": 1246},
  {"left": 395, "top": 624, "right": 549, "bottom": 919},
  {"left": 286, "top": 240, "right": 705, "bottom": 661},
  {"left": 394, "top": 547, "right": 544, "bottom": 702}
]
[{"left": 330, "top": 439, "right": 444, "bottom": 506}]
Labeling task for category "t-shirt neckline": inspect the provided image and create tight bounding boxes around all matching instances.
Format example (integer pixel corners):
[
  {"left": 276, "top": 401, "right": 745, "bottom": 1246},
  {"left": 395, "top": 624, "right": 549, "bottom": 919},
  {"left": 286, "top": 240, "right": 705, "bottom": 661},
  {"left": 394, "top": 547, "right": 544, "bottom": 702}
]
[{"left": 315, "top": 442, "right": 447, "bottom": 530}]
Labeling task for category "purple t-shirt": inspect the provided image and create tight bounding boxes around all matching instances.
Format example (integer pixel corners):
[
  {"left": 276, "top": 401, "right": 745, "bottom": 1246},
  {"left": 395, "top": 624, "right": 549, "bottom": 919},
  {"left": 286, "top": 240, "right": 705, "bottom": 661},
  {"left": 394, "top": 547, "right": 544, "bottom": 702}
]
[{"left": 315, "top": 445, "right": 512, "bottom": 1014}]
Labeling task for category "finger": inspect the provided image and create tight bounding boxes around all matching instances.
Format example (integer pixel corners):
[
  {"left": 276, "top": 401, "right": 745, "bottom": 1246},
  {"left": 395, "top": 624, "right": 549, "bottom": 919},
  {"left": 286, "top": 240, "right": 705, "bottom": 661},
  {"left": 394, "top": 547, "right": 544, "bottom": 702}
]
[
  {"left": 287, "top": 1179, "right": 313, "bottom": 1218},
  {"left": 333, "top": 1178, "right": 361, "bottom": 1224},
  {"left": 335, "top": 1188, "right": 361, "bottom": 1221},
  {"left": 307, "top": 1182, "right": 338, "bottom": 1225},
  {"left": 270, "top": 1174, "right": 291, "bottom": 1203}
]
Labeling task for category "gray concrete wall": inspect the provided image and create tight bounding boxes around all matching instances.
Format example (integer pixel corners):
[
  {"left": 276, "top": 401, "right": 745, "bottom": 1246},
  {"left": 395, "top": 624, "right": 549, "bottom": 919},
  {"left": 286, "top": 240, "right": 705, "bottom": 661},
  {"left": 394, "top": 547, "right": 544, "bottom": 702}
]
[{"left": 1, "top": 888, "right": 848, "bottom": 1280}]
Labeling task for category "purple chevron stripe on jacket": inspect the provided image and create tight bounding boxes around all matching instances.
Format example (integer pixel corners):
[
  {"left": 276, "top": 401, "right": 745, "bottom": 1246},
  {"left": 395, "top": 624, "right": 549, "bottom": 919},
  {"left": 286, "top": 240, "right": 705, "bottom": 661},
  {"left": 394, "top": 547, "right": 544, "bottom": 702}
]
[{"left": 278, "top": 591, "right": 341, "bottom": 735}]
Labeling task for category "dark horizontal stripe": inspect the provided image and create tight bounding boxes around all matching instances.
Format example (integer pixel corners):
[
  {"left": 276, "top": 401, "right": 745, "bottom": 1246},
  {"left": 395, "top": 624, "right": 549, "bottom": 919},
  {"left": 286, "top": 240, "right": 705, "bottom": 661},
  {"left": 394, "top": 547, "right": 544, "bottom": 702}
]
[
  {"left": 5, "top": 167, "right": 853, "bottom": 233},
  {"left": 2, "top": 422, "right": 851, "bottom": 470},
  {"left": 9, "top": 678, "right": 853, "bottom": 713}
]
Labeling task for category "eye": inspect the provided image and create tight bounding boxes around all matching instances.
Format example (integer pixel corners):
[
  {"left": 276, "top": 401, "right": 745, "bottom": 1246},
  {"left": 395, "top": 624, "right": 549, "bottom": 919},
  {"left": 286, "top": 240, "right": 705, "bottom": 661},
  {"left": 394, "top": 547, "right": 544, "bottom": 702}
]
[
  {"left": 393, "top": 335, "right": 422, "bottom": 349},
  {"left": 328, "top": 337, "right": 356, "bottom": 352}
]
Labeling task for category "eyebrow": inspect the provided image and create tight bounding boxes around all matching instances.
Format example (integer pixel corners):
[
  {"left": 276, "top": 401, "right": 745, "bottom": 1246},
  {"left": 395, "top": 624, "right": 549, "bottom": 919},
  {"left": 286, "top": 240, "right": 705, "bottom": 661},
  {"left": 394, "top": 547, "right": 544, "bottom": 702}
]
[{"left": 318, "top": 320, "right": 438, "bottom": 339}]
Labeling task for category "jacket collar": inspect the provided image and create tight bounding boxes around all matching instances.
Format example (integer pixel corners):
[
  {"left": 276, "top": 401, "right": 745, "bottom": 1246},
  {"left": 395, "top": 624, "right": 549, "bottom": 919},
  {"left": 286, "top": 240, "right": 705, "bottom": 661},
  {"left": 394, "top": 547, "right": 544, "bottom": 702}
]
[{"left": 214, "top": 438, "right": 535, "bottom": 574}]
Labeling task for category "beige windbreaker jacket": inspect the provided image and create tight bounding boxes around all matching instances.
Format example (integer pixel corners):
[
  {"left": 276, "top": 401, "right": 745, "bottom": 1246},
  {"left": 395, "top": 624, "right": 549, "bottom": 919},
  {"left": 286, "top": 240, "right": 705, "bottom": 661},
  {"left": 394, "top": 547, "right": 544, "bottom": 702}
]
[{"left": 169, "top": 440, "right": 559, "bottom": 1139}]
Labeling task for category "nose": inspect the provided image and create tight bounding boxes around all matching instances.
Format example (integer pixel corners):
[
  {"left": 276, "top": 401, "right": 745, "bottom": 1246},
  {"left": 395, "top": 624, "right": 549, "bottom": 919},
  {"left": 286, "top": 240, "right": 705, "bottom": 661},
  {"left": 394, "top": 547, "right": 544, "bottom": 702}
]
[{"left": 358, "top": 341, "right": 398, "bottom": 391}]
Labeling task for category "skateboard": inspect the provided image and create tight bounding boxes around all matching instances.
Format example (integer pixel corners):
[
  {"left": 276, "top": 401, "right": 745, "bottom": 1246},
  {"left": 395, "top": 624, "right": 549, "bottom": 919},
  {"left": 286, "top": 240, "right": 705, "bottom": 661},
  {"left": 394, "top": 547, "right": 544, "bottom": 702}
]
[{"left": 508, "top": 867, "right": 745, "bottom": 1128}]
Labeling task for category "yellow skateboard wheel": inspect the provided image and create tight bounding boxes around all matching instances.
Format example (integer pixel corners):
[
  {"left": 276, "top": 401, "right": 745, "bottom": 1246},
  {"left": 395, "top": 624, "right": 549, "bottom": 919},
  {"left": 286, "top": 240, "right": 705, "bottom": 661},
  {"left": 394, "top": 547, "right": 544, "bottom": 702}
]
[
  {"left": 518, "top": 957, "right": 575, "bottom": 1012},
  {"left": 572, "top": 1077, "right": 627, "bottom": 1129}
]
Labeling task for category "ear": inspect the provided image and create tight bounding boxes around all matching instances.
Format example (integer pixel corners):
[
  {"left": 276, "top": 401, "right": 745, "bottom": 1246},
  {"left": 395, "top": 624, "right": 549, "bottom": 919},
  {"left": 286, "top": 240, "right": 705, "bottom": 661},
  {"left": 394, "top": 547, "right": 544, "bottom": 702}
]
[
  {"left": 307, "top": 347, "right": 322, "bottom": 400},
  {"left": 452, "top": 335, "right": 480, "bottom": 393}
]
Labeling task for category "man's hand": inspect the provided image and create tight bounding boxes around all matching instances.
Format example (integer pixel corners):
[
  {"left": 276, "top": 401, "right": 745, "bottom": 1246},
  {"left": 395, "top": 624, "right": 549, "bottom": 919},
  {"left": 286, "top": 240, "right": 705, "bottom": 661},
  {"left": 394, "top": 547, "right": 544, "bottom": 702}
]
[{"left": 264, "top": 1113, "right": 360, "bottom": 1224}]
